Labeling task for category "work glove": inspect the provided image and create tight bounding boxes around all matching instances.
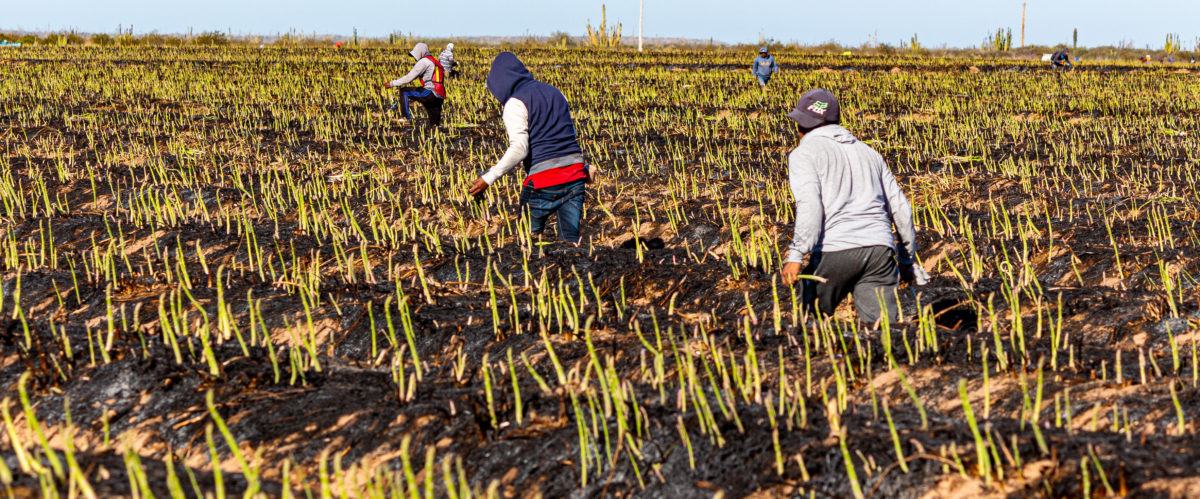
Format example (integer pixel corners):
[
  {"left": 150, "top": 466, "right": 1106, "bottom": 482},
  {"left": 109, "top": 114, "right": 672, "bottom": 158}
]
[
  {"left": 899, "top": 263, "right": 931, "bottom": 286},
  {"left": 383, "top": 82, "right": 392, "bottom": 89}
]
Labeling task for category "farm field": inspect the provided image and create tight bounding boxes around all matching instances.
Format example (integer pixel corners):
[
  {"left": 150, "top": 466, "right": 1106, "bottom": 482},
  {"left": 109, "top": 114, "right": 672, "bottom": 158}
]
[{"left": 2, "top": 45, "right": 1200, "bottom": 497}]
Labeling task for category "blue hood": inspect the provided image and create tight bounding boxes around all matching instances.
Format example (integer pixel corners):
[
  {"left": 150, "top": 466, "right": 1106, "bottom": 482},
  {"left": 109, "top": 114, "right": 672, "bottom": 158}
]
[
  {"left": 483, "top": 51, "right": 583, "bottom": 176},
  {"left": 486, "top": 52, "right": 534, "bottom": 103}
]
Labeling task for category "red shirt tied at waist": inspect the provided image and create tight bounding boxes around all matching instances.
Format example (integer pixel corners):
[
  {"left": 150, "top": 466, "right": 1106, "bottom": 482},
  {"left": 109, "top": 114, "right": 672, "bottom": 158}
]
[{"left": 524, "top": 163, "right": 588, "bottom": 189}]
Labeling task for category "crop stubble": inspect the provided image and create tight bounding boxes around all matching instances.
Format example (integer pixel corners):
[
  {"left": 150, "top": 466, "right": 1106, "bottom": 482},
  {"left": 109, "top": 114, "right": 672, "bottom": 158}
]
[{"left": 1, "top": 46, "right": 1199, "bottom": 497}]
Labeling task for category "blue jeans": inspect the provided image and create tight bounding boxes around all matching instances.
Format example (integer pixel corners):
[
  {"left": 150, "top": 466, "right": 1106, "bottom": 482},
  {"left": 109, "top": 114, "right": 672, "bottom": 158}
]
[
  {"left": 400, "top": 89, "right": 443, "bottom": 125},
  {"left": 519, "top": 179, "right": 585, "bottom": 242},
  {"left": 757, "top": 75, "right": 771, "bottom": 86}
]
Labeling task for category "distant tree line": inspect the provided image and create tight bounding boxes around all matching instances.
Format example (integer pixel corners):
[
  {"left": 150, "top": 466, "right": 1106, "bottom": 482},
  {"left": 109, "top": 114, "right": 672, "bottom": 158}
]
[{"left": 0, "top": 29, "right": 425, "bottom": 48}]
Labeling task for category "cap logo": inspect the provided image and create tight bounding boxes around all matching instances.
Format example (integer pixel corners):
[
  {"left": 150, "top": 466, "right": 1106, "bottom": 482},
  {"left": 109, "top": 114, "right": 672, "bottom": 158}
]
[{"left": 807, "top": 101, "right": 829, "bottom": 115}]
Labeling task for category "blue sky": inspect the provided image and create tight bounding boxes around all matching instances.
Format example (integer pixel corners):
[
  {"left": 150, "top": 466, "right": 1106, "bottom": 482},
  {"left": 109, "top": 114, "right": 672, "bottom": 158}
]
[{"left": 5, "top": 0, "right": 1199, "bottom": 48}]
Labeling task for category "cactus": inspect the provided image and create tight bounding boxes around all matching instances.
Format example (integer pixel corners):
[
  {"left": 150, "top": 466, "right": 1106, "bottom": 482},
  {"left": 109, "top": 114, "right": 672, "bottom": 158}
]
[
  {"left": 984, "top": 28, "right": 1011, "bottom": 52},
  {"left": 1165, "top": 33, "right": 1180, "bottom": 55},
  {"left": 586, "top": 4, "right": 623, "bottom": 48}
]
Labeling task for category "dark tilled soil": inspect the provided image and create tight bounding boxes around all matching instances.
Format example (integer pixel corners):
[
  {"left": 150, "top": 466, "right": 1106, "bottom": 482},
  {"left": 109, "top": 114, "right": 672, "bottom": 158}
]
[{"left": 2, "top": 47, "right": 1200, "bottom": 497}]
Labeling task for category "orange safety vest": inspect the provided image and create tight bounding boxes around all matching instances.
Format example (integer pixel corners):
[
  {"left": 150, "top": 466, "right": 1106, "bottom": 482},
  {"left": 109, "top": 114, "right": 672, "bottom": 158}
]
[{"left": 418, "top": 56, "right": 447, "bottom": 98}]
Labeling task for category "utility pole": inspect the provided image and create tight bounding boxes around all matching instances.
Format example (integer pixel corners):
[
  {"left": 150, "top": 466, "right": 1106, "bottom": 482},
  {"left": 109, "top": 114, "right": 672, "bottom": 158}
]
[
  {"left": 1020, "top": 2, "right": 1026, "bottom": 48},
  {"left": 638, "top": 0, "right": 644, "bottom": 52}
]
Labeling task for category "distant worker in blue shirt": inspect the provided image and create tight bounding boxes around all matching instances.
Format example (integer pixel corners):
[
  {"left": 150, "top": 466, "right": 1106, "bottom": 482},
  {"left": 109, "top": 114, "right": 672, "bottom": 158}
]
[
  {"left": 1051, "top": 49, "right": 1073, "bottom": 70},
  {"left": 752, "top": 46, "right": 779, "bottom": 86}
]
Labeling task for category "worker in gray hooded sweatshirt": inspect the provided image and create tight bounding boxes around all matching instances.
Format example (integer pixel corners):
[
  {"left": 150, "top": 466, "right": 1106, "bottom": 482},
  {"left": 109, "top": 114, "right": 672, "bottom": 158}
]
[
  {"left": 779, "top": 88, "right": 929, "bottom": 326},
  {"left": 439, "top": 43, "right": 459, "bottom": 78},
  {"left": 384, "top": 42, "right": 447, "bottom": 126}
]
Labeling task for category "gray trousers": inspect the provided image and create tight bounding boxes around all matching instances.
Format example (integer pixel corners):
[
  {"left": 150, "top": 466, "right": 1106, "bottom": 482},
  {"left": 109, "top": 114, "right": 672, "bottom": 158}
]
[{"left": 802, "top": 245, "right": 901, "bottom": 325}]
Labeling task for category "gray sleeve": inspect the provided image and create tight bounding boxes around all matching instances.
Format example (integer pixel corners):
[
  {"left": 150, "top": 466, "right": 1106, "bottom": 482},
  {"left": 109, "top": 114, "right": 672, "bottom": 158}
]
[
  {"left": 786, "top": 149, "right": 824, "bottom": 263},
  {"left": 880, "top": 164, "right": 918, "bottom": 264},
  {"left": 390, "top": 59, "right": 432, "bottom": 87}
]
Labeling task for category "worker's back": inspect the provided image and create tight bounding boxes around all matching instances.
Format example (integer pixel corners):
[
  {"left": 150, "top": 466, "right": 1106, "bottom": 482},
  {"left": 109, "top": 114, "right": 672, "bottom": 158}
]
[
  {"left": 1051, "top": 50, "right": 1071, "bottom": 67},
  {"left": 486, "top": 52, "right": 583, "bottom": 171},
  {"left": 408, "top": 43, "right": 440, "bottom": 92},
  {"left": 788, "top": 125, "right": 905, "bottom": 255}
]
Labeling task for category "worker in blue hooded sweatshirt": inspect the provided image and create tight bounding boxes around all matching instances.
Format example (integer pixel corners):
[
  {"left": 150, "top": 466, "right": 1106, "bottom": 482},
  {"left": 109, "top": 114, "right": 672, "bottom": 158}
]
[
  {"left": 752, "top": 47, "right": 779, "bottom": 86},
  {"left": 467, "top": 52, "right": 589, "bottom": 243}
]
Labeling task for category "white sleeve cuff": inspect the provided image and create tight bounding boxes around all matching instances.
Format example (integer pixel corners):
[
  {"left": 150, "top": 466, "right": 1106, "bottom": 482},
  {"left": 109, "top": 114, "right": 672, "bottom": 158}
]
[{"left": 480, "top": 99, "right": 529, "bottom": 184}]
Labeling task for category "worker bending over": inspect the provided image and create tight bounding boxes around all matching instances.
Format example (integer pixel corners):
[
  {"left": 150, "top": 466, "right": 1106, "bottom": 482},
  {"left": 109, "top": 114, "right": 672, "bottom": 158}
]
[
  {"left": 780, "top": 88, "right": 929, "bottom": 326},
  {"left": 467, "top": 52, "right": 589, "bottom": 243},
  {"left": 384, "top": 42, "right": 447, "bottom": 126},
  {"left": 1051, "top": 49, "right": 1073, "bottom": 70}
]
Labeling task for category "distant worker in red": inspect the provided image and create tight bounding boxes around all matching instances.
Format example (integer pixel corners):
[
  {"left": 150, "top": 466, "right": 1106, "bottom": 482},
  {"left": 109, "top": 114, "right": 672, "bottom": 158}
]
[
  {"left": 467, "top": 52, "right": 589, "bottom": 243},
  {"left": 384, "top": 42, "right": 447, "bottom": 126}
]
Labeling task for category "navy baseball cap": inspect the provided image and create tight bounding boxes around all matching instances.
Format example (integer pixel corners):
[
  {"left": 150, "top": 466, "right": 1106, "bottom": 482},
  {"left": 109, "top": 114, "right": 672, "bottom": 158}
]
[{"left": 786, "top": 88, "right": 840, "bottom": 129}]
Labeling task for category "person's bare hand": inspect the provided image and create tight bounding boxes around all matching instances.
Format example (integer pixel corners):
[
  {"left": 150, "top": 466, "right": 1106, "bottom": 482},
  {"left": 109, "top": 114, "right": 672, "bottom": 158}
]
[
  {"left": 467, "top": 177, "right": 489, "bottom": 197},
  {"left": 780, "top": 262, "right": 803, "bottom": 285},
  {"left": 383, "top": 81, "right": 392, "bottom": 89}
]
